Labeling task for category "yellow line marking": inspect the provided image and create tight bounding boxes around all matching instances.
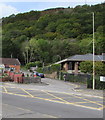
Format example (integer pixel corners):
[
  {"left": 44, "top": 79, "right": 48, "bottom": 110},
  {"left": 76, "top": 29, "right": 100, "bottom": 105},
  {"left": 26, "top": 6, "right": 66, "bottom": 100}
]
[
  {"left": 98, "top": 105, "right": 105, "bottom": 110},
  {"left": 2, "top": 91, "right": 101, "bottom": 111},
  {"left": 72, "top": 95, "right": 103, "bottom": 106},
  {"left": 21, "top": 88, "right": 34, "bottom": 97},
  {"left": 2, "top": 86, "right": 103, "bottom": 106},
  {"left": 3, "top": 86, "right": 8, "bottom": 93},
  {"left": 2, "top": 91, "right": 30, "bottom": 97},
  {"left": 1, "top": 85, "right": 103, "bottom": 110},
  {"left": 2, "top": 85, "right": 103, "bottom": 99},
  {"left": 26, "top": 88, "right": 103, "bottom": 99},
  {"left": 43, "top": 90, "right": 103, "bottom": 106},
  {"left": 42, "top": 90, "right": 70, "bottom": 103}
]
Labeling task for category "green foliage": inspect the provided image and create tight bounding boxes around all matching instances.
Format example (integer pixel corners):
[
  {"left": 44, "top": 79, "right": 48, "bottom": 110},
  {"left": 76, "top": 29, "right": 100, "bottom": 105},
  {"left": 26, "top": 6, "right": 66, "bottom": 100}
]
[
  {"left": 51, "top": 64, "right": 60, "bottom": 72},
  {"left": 79, "top": 61, "right": 105, "bottom": 76},
  {"left": 37, "top": 67, "right": 43, "bottom": 73},
  {"left": 39, "top": 64, "right": 61, "bottom": 74},
  {"left": 25, "top": 61, "right": 42, "bottom": 69},
  {"left": 87, "top": 76, "right": 105, "bottom": 90},
  {"left": 35, "top": 61, "right": 42, "bottom": 67},
  {"left": 58, "top": 72, "right": 88, "bottom": 84},
  {"left": 2, "top": 3, "right": 104, "bottom": 64},
  {"left": 25, "top": 62, "right": 36, "bottom": 69},
  {"left": 79, "top": 61, "right": 93, "bottom": 73}
]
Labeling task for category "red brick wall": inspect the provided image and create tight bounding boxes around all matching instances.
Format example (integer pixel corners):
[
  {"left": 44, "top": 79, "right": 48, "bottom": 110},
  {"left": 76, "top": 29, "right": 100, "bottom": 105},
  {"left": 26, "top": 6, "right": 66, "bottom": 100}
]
[
  {"left": 9, "top": 65, "right": 20, "bottom": 72},
  {"left": 14, "top": 74, "right": 22, "bottom": 83}
]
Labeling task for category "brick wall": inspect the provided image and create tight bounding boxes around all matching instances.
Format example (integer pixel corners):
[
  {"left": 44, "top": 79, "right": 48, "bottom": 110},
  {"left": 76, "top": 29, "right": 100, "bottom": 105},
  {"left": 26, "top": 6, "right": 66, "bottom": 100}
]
[{"left": 9, "top": 65, "right": 20, "bottom": 72}]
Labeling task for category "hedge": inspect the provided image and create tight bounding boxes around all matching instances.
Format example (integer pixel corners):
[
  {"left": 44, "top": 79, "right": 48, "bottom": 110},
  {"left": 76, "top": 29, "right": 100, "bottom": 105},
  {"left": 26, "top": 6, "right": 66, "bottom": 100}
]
[
  {"left": 37, "top": 64, "right": 60, "bottom": 74},
  {"left": 79, "top": 61, "right": 105, "bottom": 76},
  {"left": 25, "top": 61, "right": 42, "bottom": 69},
  {"left": 87, "top": 75, "right": 105, "bottom": 90},
  {"left": 58, "top": 72, "right": 105, "bottom": 89},
  {"left": 58, "top": 72, "right": 88, "bottom": 84}
]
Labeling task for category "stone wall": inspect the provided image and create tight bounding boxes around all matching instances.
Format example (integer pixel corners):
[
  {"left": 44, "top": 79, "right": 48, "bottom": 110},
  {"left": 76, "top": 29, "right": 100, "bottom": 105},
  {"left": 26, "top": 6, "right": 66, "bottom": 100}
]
[{"left": 45, "top": 72, "right": 57, "bottom": 79}]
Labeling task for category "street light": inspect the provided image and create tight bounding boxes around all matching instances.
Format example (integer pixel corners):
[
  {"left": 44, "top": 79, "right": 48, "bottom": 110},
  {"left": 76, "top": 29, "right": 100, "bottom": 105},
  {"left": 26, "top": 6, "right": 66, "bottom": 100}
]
[
  {"left": 92, "top": 12, "right": 95, "bottom": 90},
  {"left": 84, "top": 12, "right": 95, "bottom": 90}
]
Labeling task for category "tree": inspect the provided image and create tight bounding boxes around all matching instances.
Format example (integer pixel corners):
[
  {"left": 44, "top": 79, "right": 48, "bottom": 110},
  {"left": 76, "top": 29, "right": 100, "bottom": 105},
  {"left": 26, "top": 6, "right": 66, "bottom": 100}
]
[{"left": 79, "top": 61, "right": 105, "bottom": 75}]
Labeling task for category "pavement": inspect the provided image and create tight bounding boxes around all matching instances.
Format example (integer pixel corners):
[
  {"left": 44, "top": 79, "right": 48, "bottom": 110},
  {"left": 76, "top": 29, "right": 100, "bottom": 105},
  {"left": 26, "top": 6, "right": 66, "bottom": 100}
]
[{"left": 0, "top": 78, "right": 104, "bottom": 118}]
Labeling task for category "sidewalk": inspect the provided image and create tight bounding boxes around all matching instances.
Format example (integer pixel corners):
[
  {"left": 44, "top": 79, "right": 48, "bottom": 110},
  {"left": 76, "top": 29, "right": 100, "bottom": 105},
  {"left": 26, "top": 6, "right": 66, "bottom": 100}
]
[{"left": 71, "top": 82, "right": 103, "bottom": 98}]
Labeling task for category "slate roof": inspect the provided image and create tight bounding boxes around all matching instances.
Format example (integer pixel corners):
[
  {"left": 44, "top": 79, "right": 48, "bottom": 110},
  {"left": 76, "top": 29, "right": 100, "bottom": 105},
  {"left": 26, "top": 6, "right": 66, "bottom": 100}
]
[
  {"left": 67, "top": 54, "right": 104, "bottom": 61},
  {"left": 55, "top": 54, "right": 105, "bottom": 64},
  {"left": 0, "top": 58, "right": 21, "bottom": 65}
]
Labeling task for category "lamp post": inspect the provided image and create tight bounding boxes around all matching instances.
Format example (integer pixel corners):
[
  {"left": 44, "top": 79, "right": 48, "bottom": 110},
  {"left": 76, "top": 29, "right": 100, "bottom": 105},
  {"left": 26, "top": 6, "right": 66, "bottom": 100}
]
[{"left": 92, "top": 12, "right": 95, "bottom": 90}]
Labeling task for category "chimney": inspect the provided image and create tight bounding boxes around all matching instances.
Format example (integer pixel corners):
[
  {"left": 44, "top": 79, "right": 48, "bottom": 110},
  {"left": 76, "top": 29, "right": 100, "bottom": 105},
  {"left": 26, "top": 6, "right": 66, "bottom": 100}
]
[{"left": 102, "top": 53, "right": 105, "bottom": 61}]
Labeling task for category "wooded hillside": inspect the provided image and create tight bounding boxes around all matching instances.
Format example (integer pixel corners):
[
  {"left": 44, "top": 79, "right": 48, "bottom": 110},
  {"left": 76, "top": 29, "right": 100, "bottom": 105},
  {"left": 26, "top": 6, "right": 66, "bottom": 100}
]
[{"left": 2, "top": 3, "right": 105, "bottom": 65}]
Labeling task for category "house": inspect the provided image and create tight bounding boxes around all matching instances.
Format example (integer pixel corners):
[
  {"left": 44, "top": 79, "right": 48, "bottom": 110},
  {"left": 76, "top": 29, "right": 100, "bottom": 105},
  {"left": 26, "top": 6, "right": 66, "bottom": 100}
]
[
  {"left": 0, "top": 58, "right": 21, "bottom": 72},
  {"left": 55, "top": 53, "right": 105, "bottom": 74}
]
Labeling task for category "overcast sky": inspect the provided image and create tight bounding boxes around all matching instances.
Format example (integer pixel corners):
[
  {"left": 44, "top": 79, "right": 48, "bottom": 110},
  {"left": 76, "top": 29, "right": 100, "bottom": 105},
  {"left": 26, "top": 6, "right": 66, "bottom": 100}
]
[{"left": 0, "top": 0, "right": 104, "bottom": 18}]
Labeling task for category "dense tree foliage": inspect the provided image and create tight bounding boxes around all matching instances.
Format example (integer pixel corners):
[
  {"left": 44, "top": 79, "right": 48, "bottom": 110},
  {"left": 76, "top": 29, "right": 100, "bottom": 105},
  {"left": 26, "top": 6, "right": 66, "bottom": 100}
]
[
  {"left": 2, "top": 3, "right": 105, "bottom": 65},
  {"left": 79, "top": 61, "right": 105, "bottom": 75}
]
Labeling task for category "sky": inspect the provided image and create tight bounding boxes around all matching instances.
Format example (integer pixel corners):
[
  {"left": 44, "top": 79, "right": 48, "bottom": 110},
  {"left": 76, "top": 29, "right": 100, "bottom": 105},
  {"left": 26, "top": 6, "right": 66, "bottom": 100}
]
[{"left": 0, "top": 0, "right": 105, "bottom": 18}]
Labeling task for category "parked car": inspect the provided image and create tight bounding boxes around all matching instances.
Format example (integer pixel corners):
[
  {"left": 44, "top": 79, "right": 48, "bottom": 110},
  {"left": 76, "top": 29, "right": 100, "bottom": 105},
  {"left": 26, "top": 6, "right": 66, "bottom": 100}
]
[
  {"left": 38, "top": 73, "right": 45, "bottom": 78},
  {"left": 33, "top": 72, "right": 44, "bottom": 78}
]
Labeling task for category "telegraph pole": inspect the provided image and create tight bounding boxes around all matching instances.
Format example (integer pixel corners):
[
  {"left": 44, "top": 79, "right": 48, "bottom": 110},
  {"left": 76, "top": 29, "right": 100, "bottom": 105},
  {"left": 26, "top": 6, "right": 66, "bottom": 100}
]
[{"left": 92, "top": 12, "right": 95, "bottom": 90}]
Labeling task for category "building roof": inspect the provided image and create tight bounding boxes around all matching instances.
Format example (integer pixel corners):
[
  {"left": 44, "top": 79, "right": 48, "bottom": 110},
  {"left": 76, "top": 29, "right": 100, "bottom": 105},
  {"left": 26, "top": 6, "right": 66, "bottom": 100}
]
[
  {"left": 0, "top": 58, "right": 21, "bottom": 65},
  {"left": 55, "top": 54, "right": 105, "bottom": 64}
]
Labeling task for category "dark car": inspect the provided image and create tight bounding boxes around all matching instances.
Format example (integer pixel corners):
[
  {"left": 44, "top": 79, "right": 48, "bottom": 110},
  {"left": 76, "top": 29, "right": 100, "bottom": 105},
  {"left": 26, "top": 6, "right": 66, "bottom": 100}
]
[
  {"left": 38, "top": 73, "right": 45, "bottom": 78},
  {"left": 33, "top": 72, "right": 44, "bottom": 78}
]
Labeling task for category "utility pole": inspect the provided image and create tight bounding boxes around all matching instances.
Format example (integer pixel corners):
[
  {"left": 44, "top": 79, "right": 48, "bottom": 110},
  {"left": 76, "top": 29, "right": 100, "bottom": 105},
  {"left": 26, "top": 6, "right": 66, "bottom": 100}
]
[{"left": 92, "top": 12, "right": 95, "bottom": 90}]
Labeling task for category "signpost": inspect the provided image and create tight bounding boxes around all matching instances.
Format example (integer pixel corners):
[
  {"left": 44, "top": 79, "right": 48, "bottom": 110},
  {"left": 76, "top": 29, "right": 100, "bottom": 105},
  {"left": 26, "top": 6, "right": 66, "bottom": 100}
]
[{"left": 100, "top": 76, "right": 105, "bottom": 82}]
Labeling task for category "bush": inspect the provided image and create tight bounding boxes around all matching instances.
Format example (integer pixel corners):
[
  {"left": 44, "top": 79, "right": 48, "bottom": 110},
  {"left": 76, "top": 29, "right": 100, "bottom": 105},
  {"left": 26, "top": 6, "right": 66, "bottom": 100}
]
[
  {"left": 59, "top": 72, "right": 88, "bottom": 84},
  {"left": 37, "top": 67, "right": 43, "bottom": 73},
  {"left": 35, "top": 61, "right": 42, "bottom": 67},
  {"left": 87, "top": 75, "right": 105, "bottom": 90},
  {"left": 51, "top": 64, "right": 60, "bottom": 72},
  {"left": 25, "top": 61, "right": 42, "bottom": 69},
  {"left": 79, "top": 61, "right": 105, "bottom": 76},
  {"left": 25, "top": 62, "right": 36, "bottom": 69},
  {"left": 37, "top": 64, "right": 60, "bottom": 74}
]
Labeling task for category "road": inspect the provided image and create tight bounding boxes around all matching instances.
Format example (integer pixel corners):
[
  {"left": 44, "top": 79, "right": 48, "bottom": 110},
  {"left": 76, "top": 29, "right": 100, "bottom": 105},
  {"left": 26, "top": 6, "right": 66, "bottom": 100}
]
[{"left": 0, "top": 78, "right": 104, "bottom": 118}]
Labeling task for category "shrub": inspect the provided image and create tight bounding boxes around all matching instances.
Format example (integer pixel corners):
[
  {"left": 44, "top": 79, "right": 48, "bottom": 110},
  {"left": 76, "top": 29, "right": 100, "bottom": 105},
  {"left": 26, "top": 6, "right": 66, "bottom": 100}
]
[
  {"left": 35, "top": 61, "right": 42, "bottom": 67},
  {"left": 51, "top": 64, "right": 60, "bottom": 72},
  {"left": 37, "top": 67, "right": 43, "bottom": 73},
  {"left": 87, "top": 75, "right": 105, "bottom": 90},
  {"left": 37, "top": 64, "right": 60, "bottom": 74},
  {"left": 25, "top": 62, "right": 36, "bottom": 69},
  {"left": 59, "top": 72, "right": 88, "bottom": 84},
  {"left": 25, "top": 61, "right": 42, "bottom": 69},
  {"left": 79, "top": 61, "right": 105, "bottom": 76}
]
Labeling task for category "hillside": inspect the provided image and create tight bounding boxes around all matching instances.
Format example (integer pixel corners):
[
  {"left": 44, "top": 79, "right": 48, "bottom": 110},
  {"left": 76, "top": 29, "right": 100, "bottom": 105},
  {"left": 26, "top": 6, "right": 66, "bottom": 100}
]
[{"left": 2, "top": 3, "right": 105, "bottom": 65}]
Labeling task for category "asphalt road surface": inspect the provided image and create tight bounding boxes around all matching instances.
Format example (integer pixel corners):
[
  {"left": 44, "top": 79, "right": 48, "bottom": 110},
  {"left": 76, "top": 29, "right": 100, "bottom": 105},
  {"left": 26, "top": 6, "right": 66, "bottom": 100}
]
[{"left": 0, "top": 78, "right": 104, "bottom": 118}]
